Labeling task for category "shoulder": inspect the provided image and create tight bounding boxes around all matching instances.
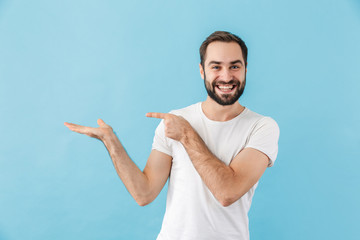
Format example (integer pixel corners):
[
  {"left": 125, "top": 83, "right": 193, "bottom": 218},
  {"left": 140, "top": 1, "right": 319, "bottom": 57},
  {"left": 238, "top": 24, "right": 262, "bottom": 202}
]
[
  {"left": 243, "top": 110, "right": 280, "bottom": 166},
  {"left": 244, "top": 110, "right": 280, "bottom": 141},
  {"left": 241, "top": 109, "right": 280, "bottom": 139},
  {"left": 245, "top": 109, "right": 279, "bottom": 128}
]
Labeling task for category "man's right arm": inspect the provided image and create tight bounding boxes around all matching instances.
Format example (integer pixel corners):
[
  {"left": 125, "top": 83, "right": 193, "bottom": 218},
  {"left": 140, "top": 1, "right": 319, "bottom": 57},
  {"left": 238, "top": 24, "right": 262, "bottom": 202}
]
[
  {"left": 104, "top": 133, "right": 172, "bottom": 206},
  {"left": 65, "top": 119, "right": 172, "bottom": 206}
]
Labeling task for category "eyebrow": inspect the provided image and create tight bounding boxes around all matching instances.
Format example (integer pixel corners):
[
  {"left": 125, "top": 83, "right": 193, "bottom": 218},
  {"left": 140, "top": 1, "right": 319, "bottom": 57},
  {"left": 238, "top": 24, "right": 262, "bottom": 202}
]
[{"left": 208, "top": 60, "right": 244, "bottom": 66}]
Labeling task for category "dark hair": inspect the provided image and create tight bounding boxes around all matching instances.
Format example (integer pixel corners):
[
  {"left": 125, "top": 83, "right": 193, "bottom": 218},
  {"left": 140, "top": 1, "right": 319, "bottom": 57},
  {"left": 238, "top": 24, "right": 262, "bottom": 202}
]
[{"left": 199, "top": 31, "right": 248, "bottom": 68}]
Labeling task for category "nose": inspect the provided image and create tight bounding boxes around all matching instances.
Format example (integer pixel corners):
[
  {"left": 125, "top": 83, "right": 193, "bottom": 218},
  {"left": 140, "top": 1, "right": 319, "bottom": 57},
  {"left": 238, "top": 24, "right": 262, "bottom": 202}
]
[{"left": 220, "top": 69, "right": 232, "bottom": 82}]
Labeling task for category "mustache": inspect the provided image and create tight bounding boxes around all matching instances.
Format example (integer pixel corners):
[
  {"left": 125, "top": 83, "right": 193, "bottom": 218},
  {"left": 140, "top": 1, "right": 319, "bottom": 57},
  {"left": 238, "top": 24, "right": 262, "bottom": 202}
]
[{"left": 212, "top": 80, "right": 241, "bottom": 87}]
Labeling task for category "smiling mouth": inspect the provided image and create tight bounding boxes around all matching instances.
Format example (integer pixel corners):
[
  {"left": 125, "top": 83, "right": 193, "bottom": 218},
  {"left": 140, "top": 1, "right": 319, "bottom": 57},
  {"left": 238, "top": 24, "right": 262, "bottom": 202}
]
[{"left": 216, "top": 84, "right": 236, "bottom": 93}]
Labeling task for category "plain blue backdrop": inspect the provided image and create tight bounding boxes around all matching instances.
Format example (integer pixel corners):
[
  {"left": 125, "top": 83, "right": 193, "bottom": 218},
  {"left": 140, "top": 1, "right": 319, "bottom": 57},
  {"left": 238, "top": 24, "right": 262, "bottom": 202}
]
[{"left": 0, "top": 0, "right": 359, "bottom": 239}]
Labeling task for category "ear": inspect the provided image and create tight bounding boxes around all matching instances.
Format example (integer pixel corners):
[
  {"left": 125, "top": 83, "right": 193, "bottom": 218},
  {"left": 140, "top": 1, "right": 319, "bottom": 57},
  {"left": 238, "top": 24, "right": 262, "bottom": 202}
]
[{"left": 199, "top": 63, "right": 204, "bottom": 80}]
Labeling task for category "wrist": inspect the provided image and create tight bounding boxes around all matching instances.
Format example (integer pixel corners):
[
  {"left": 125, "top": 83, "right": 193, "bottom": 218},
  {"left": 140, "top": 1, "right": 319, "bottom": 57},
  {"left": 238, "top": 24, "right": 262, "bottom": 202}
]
[
  {"left": 102, "top": 130, "right": 117, "bottom": 145},
  {"left": 180, "top": 127, "right": 195, "bottom": 147}
]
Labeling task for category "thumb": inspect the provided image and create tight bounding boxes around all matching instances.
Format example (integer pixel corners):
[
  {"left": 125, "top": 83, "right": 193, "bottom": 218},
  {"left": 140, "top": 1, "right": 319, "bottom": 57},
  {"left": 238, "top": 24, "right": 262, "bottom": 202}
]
[{"left": 97, "top": 119, "right": 106, "bottom": 126}]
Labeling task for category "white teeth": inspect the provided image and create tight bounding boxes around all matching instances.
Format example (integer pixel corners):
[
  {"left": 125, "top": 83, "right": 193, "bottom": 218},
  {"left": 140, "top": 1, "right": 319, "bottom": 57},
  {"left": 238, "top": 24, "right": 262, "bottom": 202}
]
[{"left": 218, "top": 85, "right": 233, "bottom": 89}]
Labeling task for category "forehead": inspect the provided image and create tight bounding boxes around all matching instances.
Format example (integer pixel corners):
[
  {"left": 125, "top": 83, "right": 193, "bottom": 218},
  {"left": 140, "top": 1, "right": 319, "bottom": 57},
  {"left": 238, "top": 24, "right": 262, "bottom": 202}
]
[{"left": 205, "top": 41, "right": 244, "bottom": 64}]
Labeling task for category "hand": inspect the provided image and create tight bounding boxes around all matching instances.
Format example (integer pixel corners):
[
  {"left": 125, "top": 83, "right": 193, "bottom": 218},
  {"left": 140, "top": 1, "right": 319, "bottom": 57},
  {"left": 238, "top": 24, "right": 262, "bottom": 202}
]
[
  {"left": 146, "top": 112, "right": 193, "bottom": 142},
  {"left": 64, "top": 119, "right": 114, "bottom": 141}
]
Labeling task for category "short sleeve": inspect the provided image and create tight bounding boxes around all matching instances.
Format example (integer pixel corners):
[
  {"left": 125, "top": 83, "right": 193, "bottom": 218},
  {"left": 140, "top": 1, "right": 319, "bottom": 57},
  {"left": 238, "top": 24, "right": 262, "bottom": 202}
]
[
  {"left": 152, "top": 120, "right": 172, "bottom": 156},
  {"left": 245, "top": 117, "right": 280, "bottom": 167}
]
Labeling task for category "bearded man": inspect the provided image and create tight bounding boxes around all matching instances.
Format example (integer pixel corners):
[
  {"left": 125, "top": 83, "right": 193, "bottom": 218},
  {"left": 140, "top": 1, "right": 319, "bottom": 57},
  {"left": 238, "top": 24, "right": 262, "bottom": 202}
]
[{"left": 65, "top": 31, "right": 280, "bottom": 240}]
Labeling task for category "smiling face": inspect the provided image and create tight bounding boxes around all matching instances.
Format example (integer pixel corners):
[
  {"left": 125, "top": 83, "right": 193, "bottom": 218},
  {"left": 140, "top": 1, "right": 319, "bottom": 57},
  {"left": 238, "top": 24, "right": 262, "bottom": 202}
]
[{"left": 200, "top": 41, "right": 247, "bottom": 106}]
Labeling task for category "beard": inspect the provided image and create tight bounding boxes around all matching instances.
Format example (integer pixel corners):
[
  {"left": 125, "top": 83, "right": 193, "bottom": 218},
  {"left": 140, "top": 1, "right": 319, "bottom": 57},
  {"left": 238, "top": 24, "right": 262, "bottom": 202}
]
[{"left": 204, "top": 73, "right": 246, "bottom": 106}]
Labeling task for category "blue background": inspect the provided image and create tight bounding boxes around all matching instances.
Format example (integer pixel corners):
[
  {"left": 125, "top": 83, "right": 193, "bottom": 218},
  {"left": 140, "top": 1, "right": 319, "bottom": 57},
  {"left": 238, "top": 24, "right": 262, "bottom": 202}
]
[{"left": 1, "top": 0, "right": 359, "bottom": 239}]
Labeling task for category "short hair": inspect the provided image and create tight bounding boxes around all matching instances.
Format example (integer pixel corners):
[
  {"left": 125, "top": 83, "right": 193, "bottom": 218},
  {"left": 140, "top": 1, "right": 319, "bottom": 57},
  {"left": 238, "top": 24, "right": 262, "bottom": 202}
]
[{"left": 199, "top": 31, "right": 248, "bottom": 68}]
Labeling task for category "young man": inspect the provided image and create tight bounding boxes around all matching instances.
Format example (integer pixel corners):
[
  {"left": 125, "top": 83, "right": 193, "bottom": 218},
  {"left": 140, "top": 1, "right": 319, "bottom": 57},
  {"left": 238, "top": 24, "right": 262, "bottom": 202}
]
[{"left": 65, "top": 31, "right": 279, "bottom": 240}]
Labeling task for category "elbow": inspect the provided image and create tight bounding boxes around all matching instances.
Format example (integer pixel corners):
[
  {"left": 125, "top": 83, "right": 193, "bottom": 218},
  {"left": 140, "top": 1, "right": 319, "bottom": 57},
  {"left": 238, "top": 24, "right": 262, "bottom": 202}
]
[
  {"left": 135, "top": 198, "right": 151, "bottom": 206},
  {"left": 217, "top": 192, "right": 244, "bottom": 207},
  {"left": 134, "top": 195, "right": 154, "bottom": 207},
  {"left": 219, "top": 197, "right": 237, "bottom": 207},
  {"left": 131, "top": 185, "right": 157, "bottom": 206},
  {"left": 220, "top": 201, "right": 232, "bottom": 207},
  {"left": 136, "top": 199, "right": 151, "bottom": 207}
]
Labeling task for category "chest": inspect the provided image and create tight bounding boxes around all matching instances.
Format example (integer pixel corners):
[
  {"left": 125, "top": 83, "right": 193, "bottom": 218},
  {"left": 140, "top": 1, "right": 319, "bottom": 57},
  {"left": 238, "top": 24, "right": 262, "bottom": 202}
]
[{"left": 170, "top": 119, "right": 253, "bottom": 167}]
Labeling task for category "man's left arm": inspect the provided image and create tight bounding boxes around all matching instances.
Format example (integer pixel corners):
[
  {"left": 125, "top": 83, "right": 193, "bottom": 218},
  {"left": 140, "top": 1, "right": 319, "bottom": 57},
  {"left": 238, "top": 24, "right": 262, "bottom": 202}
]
[
  {"left": 182, "top": 129, "right": 269, "bottom": 207},
  {"left": 146, "top": 112, "right": 278, "bottom": 207}
]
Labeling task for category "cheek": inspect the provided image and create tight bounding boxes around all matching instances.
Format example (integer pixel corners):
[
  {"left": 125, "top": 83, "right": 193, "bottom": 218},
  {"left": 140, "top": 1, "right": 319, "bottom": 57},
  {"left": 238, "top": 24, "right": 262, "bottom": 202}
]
[
  {"left": 205, "top": 73, "right": 217, "bottom": 83},
  {"left": 204, "top": 78, "right": 214, "bottom": 89},
  {"left": 239, "top": 70, "right": 246, "bottom": 78}
]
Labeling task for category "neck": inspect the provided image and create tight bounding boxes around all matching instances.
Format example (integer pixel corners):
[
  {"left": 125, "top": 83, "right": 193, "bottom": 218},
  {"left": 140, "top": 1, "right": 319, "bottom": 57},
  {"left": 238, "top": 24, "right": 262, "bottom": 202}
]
[{"left": 201, "top": 96, "right": 245, "bottom": 122}]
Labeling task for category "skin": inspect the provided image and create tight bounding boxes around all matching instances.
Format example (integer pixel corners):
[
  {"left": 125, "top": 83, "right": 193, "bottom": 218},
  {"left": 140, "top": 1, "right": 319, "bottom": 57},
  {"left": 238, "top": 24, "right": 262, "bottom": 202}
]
[
  {"left": 64, "top": 41, "right": 269, "bottom": 207},
  {"left": 64, "top": 119, "right": 172, "bottom": 206}
]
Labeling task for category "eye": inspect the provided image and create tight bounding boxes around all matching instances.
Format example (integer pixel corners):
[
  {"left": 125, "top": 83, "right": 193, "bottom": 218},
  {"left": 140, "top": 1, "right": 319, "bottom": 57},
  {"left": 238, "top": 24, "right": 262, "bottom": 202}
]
[
  {"left": 230, "top": 65, "right": 240, "bottom": 69},
  {"left": 211, "top": 66, "right": 220, "bottom": 70}
]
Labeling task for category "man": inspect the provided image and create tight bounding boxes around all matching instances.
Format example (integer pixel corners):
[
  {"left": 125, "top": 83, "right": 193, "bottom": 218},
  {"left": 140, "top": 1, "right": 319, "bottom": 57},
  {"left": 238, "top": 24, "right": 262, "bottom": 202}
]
[{"left": 65, "top": 31, "right": 279, "bottom": 240}]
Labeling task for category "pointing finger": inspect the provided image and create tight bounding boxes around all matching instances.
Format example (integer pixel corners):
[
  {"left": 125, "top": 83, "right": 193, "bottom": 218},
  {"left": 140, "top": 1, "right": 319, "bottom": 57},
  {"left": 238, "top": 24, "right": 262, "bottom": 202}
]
[{"left": 146, "top": 112, "right": 168, "bottom": 119}]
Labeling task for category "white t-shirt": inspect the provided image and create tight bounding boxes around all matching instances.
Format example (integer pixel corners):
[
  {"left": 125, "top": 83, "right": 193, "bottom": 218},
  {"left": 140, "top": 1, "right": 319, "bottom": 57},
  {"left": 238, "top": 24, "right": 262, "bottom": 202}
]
[{"left": 152, "top": 102, "right": 280, "bottom": 240}]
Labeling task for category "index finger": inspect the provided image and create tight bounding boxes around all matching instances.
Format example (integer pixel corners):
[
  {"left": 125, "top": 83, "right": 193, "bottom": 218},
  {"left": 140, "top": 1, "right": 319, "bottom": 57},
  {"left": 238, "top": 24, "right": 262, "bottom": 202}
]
[{"left": 146, "top": 112, "right": 168, "bottom": 119}]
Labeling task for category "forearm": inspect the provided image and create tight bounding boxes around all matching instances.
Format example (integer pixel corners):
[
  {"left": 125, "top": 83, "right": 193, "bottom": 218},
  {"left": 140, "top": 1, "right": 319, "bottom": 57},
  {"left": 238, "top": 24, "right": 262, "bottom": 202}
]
[
  {"left": 181, "top": 131, "right": 239, "bottom": 206},
  {"left": 102, "top": 132, "right": 151, "bottom": 205},
  {"left": 145, "top": 113, "right": 266, "bottom": 207}
]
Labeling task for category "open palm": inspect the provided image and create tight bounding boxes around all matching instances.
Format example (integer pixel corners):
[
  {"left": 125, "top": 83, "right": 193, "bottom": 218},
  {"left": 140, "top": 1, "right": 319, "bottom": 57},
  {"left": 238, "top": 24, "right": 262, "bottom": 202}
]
[{"left": 64, "top": 119, "right": 113, "bottom": 141}]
